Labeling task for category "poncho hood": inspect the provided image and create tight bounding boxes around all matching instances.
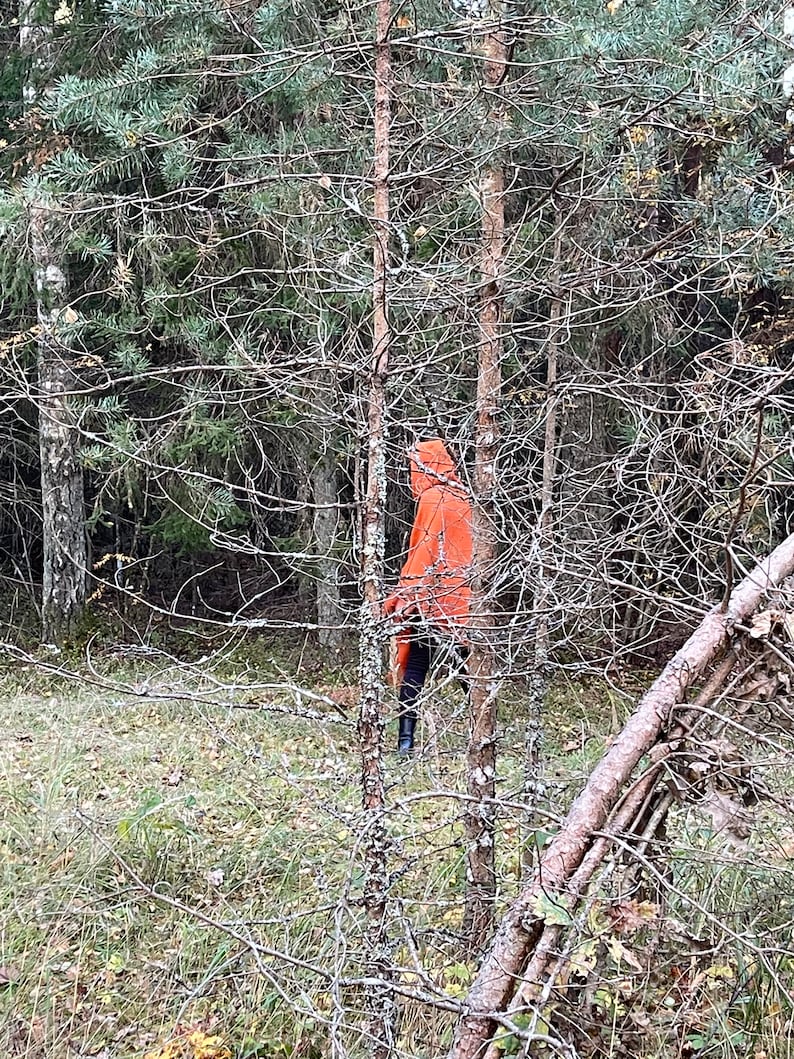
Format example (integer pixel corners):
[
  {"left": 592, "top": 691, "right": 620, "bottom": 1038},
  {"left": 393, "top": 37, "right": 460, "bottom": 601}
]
[{"left": 409, "top": 439, "right": 460, "bottom": 499}]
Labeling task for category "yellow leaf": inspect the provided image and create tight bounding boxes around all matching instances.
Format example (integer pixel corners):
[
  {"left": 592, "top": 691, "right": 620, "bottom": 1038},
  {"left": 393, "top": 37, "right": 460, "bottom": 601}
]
[
  {"left": 444, "top": 961, "right": 472, "bottom": 985},
  {"left": 144, "top": 1045, "right": 181, "bottom": 1059},
  {"left": 705, "top": 963, "right": 735, "bottom": 981},
  {"left": 396, "top": 14, "right": 412, "bottom": 28},
  {"left": 187, "top": 1030, "right": 232, "bottom": 1059},
  {"left": 145, "top": 1026, "right": 231, "bottom": 1059},
  {"left": 569, "top": 939, "right": 598, "bottom": 978}
]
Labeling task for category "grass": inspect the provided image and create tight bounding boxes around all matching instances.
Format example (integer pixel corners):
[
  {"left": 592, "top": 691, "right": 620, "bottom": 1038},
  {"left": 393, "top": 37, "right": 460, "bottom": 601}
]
[
  {"left": 0, "top": 653, "right": 357, "bottom": 1058},
  {"left": 1, "top": 643, "right": 792, "bottom": 1059}
]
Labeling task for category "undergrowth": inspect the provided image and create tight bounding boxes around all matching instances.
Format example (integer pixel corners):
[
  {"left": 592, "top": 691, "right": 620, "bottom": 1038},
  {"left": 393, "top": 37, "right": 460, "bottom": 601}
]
[{"left": 0, "top": 646, "right": 791, "bottom": 1058}]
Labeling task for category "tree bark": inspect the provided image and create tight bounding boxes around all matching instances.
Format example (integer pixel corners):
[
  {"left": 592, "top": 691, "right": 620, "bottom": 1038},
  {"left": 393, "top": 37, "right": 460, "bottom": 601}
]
[
  {"left": 556, "top": 338, "right": 612, "bottom": 645},
  {"left": 521, "top": 279, "right": 562, "bottom": 878},
  {"left": 356, "top": 0, "right": 394, "bottom": 1054},
  {"left": 462, "top": 20, "right": 510, "bottom": 955},
  {"left": 37, "top": 322, "right": 87, "bottom": 646},
  {"left": 313, "top": 445, "right": 345, "bottom": 650},
  {"left": 451, "top": 529, "right": 794, "bottom": 1059},
  {"left": 21, "top": 0, "right": 87, "bottom": 647}
]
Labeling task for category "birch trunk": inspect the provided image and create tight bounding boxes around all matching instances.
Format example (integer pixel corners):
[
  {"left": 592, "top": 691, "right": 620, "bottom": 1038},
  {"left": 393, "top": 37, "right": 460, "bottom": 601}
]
[
  {"left": 451, "top": 529, "right": 794, "bottom": 1059},
  {"left": 37, "top": 308, "right": 87, "bottom": 646},
  {"left": 356, "top": 0, "right": 394, "bottom": 1052},
  {"left": 21, "top": 0, "right": 87, "bottom": 646},
  {"left": 462, "top": 19, "right": 509, "bottom": 954}
]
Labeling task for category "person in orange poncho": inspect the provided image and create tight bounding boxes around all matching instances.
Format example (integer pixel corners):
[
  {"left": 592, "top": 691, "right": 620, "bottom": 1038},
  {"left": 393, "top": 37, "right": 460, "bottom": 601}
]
[{"left": 384, "top": 438, "right": 472, "bottom": 754}]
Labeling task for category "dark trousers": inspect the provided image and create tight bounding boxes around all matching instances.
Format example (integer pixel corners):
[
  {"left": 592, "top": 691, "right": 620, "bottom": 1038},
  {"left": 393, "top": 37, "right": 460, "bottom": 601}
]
[{"left": 398, "top": 635, "right": 468, "bottom": 718}]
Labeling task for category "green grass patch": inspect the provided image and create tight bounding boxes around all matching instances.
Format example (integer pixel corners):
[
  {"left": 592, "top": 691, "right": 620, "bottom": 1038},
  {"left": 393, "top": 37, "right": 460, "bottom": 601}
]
[{"left": 1, "top": 652, "right": 792, "bottom": 1058}]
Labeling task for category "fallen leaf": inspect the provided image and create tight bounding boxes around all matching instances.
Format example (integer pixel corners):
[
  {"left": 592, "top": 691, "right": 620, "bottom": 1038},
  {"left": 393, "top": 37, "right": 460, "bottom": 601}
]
[
  {"left": 0, "top": 965, "right": 19, "bottom": 986},
  {"left": 317, "top": 684, "right": 359, "bottom": 708},
  {"left": 145, "top": 1024, "right": 231, "bottom": 1059},
  {"left": 51, "top": 847, "right": 75, "bottom": 871},
  {"left": 737, "top": 670, "right": 780, "bottom": 701},
  {"left": 29, "top": 1016, "right": 46, "bottom": 1044},
  {"left": 776, "top": 830, "right": 794, "bottom": 859},
  {"left": 699, "top": 789, "right": 753, "bottom": 844},
  {"left": 606, "top": 899, "right": 658, "bottom": 934},
  {"left": 607, "top": 935, "right": 644, "bottom": 971},
  {"left": 530, "top": 891, "right": 572, "bottom": 926},
  {"left": 569, "top": 939, "right": 598, "bottom": 978},
  {"left": 749, "top": 609, "right": 784, "bottom": 639}
]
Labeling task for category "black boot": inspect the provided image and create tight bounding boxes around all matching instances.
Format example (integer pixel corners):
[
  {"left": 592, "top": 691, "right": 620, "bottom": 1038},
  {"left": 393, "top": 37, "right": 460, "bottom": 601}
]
[{"left": 398, "top": 713, "right": 416, "bottom": 756}]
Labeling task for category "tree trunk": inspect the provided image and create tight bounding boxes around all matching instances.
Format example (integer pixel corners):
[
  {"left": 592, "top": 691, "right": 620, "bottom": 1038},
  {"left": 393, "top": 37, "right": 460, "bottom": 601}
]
[
  {"left": 462, "top": 20, "right": 510, "bottom": 955},
  {"left": 451, "top": 529, "right": 794, "bottom": 1059},
  {"left": 556, "top": 337, "right": 612, "bottom": 646},
  {"left": 356, "top": 0, "right": 394, "bottom": 1053},
  {"left": 37, "top": 325, "right": 87, "bottom": 646},
  {"left": 521, "top": 280, "right": 562, "bottom": 877},
  {"left": 21, "top": 0, "right": 87, "bottom": 647},
  {"left": 313, "top": 445, "right": 345, "bottom": 650}
]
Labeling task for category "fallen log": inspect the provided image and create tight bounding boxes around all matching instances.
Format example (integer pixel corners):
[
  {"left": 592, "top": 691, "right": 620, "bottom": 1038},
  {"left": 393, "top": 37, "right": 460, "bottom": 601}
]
[{"left": 451, "top": 531, "right": 794, "bottom": 1059}]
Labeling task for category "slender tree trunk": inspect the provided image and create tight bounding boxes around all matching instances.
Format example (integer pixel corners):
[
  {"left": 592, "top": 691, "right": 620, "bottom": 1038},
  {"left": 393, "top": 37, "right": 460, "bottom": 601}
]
[
  {"left": 451, "top": 529, "right": 794, "bottom": 1059},
  {"left": 21, "top": 0, "right": 87, "bottom": 646},
  {"left": 356, "top": 0, "right": 394, "bottom": 1054},
  {"left": 314, "top": 444, "right": 345, "bottom": 650},
  {"left": 556, "top": 336, "right": 612, "bottom": 643},
  {"left": 521, "top": 282, "right": 562, "bottom": 877},
  {"left": 462, "top": 19, "right": 509, "bottom": 954},
  {"left": 37, "top": 325, "right": 87, "bottom": 645}
]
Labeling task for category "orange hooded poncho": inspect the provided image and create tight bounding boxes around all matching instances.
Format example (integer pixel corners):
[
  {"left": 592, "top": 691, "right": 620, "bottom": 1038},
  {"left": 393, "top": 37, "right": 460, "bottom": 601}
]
[{"left": 385, "top": 439, "right": 472, "bottom": 682}]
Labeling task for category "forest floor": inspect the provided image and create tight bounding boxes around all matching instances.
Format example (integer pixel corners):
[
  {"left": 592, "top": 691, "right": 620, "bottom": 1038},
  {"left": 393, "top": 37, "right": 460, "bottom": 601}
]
[{"left": 0, "top": 639, "right": 792, "bottom": 1059}]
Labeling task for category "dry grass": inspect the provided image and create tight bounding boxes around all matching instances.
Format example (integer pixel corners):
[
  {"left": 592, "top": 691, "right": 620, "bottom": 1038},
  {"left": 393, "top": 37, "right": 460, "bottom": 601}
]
[{"left": 1, "top": 645, "right": 792, "bottom": 1059}]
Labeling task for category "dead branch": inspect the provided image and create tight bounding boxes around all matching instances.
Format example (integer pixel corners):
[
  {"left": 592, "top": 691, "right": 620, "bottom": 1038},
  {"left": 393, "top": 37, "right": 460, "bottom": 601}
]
[{"left": 451, "top": 530, "right": 794, "bottom": 1059}]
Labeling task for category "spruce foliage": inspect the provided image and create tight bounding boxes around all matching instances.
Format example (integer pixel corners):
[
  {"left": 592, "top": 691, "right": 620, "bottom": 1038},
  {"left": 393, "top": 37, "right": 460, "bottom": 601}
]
[{"left": 0, "top": 0, "right": 792, "bottom": 642}]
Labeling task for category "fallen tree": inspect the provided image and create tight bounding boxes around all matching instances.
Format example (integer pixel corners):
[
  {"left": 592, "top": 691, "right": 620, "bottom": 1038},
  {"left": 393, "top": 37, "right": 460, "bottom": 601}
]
[{"left": 451, "top": 530, "right": 794, "bottom": 1059}]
